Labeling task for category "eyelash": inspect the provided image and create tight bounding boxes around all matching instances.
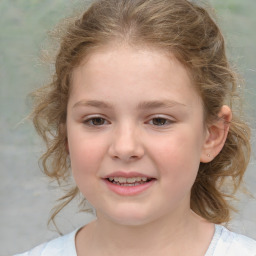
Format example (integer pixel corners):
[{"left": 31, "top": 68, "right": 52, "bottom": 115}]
[
  {"left": 83, "top": 117, "right": 109, "bottom": 126},
  {"left": 148, "top": 117, "right": 173, "bottom": 126},
  {"left": 82, "top": 116, "right": 174, "bottom": 127}
]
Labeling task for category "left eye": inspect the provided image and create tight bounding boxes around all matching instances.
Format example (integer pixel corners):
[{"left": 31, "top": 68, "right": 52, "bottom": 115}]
[
  {"left": 150, "top": 117, "right": 170, "bottom": 126},
  {"left": 84, "top": 117, "right": 107, "bottom": 126}
]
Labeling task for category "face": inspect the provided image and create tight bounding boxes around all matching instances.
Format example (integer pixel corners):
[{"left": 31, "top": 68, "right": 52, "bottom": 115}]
[{"left": 66, "top": 45, "right": 208, "bottom": 226}]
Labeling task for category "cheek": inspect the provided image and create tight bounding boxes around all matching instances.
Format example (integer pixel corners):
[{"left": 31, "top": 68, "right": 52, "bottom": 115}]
[
  {"left": 68, "top": 136, "right": 106, "bottom": 200},
  {"left": 148, "top": 129, "right": 202, "bottom": 181},
  {"left": 68, "top": 132, "right": 107, "bottom": 178}
]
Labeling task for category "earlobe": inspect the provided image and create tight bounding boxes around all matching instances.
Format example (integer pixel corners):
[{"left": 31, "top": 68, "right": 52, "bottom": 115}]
[{"left": 200, "top": 105, "right": 232, "bottom": 163}]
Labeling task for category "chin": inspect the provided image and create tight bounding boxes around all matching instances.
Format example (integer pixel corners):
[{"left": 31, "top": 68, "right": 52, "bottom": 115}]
[{"left": 104, "top": 207, "right": 156, "bottom": 227}]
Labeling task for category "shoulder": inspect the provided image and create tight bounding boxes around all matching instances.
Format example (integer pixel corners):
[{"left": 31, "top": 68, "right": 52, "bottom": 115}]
[
  {"left": 207, "top": 224, "right": 256, "bottom": 256},
  {"left": 14, "top": 229, "right": 78, "bottom": 256}
]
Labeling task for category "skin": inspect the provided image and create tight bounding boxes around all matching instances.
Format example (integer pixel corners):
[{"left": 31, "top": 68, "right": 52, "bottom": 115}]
[{"left": 66, "top": 44, "right": 231, "bottom": 255}]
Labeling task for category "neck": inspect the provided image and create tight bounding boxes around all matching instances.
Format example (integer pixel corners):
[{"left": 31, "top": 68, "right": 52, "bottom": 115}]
[{"left": 76, "top": 208, "right": 213, "bottom": 256}]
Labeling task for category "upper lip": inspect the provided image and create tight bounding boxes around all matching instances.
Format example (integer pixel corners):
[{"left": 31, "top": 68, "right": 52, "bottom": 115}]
[{"left": 103, "top": 171, "right": 154, "bottom": 179}]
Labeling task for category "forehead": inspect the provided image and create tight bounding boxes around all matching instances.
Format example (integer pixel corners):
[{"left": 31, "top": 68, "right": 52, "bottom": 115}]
[{"left": 70, "top": 44, "right": 201, "bottom": 108}]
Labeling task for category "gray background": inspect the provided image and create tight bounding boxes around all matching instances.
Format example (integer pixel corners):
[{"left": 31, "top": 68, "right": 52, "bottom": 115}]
[{"left": 0, "top": 0, "right": 255, "bottom": 255}]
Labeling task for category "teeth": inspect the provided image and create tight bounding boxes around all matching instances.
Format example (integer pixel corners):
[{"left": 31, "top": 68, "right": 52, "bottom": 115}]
[
  {"left": 127, "top": 177, "right": 137, "bottom": 183},
  {"left": 107, "top": 176, "right": 150, "bottom": 184},
  {"left": 112, "top": 182, "right": 145, "bottom": 186}
]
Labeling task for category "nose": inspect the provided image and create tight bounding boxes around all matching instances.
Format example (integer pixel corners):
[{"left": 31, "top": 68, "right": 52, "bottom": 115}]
[{"left": 108, "top": 123, "right": 144, "bottom": 162}]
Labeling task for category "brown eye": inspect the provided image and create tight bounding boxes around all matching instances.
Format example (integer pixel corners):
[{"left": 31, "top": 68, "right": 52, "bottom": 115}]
[
  {"left": 84, "top": 117, "right": 107, "bottom": 126},
  {"left": 152, "top": 118, "right": 168, "bottom": 126},
  {"left": 91, "top": 118, "right": 106, "bottom": 125}
]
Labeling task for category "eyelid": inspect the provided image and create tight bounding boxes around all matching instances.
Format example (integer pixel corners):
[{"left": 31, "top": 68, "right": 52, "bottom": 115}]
[
  {"left": 83, "top": 115, "right": 110, "bottom": 126},
  {"left": 147, "top": 115, "right": 175, "bottom": 125}
]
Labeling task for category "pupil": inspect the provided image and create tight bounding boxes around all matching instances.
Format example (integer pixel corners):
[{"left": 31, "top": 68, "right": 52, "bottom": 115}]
[
  {"left": 93, "top": 118, "right": 104, "bottom": 125},
  {"left": 153, "top": 118, "right": 166, "bottom": 126}
]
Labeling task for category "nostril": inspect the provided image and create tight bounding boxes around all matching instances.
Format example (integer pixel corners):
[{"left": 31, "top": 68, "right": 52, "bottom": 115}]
[{"left": 108, "top": 137, "right": 144, "bottom": 161}]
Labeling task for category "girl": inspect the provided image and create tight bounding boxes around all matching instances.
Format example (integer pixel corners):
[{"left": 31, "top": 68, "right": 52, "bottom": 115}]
[{"left": 16, "top": 0, "right": 256, "bottom": 255}]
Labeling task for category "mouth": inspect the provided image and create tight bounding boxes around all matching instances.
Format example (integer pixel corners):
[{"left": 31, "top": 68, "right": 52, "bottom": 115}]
[
  {"left": 103, "top": 172, "right": 156, "bottom": 195},
  {"left": 106, "top": 176, "right": 154, "bottom": 186}
]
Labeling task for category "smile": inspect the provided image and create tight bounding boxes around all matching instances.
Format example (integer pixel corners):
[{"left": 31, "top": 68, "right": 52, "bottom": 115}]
[
  {"left": 107, "top": 177, "right": 152, "bottom": 186},
  {"left": 103, "top": 176, "right": 156, "bottom": 196}
]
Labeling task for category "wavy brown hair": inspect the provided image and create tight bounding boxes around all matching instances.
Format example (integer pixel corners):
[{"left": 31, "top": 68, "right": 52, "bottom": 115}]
[{"left": 32, "top": 0, "right": 251, "bottom": 226}]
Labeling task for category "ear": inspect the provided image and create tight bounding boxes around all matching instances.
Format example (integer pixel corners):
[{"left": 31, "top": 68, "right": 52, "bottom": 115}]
[{"left": 200, "top": 105, "right": 232, "bottom": 163}]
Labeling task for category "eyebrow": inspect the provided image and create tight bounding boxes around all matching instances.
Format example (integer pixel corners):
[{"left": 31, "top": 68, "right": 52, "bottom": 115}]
[
  {"left": 137, "top": 100, "right": 186, "bottom": 109},
  {"left": 73, "top": 100, "right": 114, "bottom": 109},
  {"left": 72, "top": 99, "right": 186, "bottom": 109}
]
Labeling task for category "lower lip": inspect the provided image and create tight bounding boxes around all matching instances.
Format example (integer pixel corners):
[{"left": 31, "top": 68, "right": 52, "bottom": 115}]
[{"left": 103, "top": 179, "right": 155, "bottom": 196}]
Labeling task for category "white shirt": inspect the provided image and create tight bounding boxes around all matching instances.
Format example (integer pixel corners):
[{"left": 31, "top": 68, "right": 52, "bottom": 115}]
[{"left": 15, "top": 225, "right": 256, "bottom": 256}]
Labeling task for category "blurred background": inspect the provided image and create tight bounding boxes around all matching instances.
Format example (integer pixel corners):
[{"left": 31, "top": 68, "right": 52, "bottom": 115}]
[{"left": 0, "top": 0, "right": 255, "bottom": 255}]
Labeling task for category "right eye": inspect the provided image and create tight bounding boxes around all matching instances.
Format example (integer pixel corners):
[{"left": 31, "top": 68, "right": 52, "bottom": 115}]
[
  {"left": 83, "top": 117, "right": 108, "bottom": 126},
  {"left": 151, "top": 117, "right": 169, "bottom": 126}
]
